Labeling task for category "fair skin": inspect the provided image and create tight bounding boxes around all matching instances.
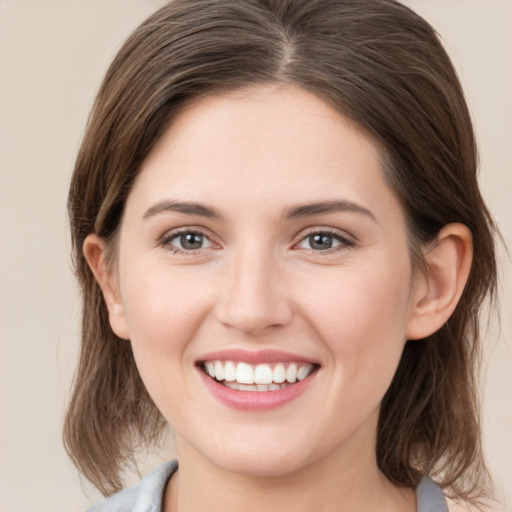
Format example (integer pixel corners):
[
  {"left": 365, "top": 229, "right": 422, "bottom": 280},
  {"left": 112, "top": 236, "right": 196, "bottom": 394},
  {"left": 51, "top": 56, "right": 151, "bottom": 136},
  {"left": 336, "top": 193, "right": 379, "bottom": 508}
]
[{"left": 85, "top": 85, "right": 473, "bottom": 512}]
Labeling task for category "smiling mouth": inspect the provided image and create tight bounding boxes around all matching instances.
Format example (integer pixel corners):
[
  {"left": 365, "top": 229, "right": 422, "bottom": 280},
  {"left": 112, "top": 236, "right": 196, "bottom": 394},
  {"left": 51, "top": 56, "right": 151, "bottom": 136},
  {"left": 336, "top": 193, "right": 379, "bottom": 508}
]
[{"left": 200, "top": 360, "right": 319, "bottom": 392}]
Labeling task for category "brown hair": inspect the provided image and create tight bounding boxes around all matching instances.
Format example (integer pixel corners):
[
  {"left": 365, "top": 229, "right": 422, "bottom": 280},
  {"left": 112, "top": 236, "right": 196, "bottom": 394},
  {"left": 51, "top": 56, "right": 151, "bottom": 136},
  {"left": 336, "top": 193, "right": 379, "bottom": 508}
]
[{"left": 65, "top": 0, "right": 498, "bottom": 504}]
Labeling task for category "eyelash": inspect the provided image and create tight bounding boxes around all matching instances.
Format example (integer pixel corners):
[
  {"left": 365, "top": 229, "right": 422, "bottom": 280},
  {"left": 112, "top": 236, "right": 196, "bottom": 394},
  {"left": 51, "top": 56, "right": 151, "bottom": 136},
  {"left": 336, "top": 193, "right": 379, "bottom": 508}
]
[
  {"left": 159, "top": 229, "right": 215, "bottom": 255},
  {"left": 158, "top": 228, "right": 356, "bottom": 255},
  {"left": 294, "top": 228, "right": 356, "bottom": 254}
]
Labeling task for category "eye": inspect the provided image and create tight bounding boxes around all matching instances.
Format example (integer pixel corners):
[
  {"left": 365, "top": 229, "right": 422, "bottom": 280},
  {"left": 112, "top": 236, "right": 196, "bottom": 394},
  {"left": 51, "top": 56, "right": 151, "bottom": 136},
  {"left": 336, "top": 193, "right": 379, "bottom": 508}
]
[
  {"left": 161, "top": 230, "right": 215, "bottom": 253},
  {"left": 295, "top": 230, "right": 355, "bottom": 252}
]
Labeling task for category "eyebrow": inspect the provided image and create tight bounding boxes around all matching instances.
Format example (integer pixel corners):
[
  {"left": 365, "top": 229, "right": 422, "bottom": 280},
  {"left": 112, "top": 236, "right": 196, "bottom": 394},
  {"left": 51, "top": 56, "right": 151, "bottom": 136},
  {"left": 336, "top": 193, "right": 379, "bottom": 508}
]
[
  {"left": 283, "top": 200, "right": 377, "bottom": 222},
  {"left": 143, "top": 200, "right": 220, "bottom": 220},
  {"left": 142, "top": 198, "right": 376, "bottom": 223}
]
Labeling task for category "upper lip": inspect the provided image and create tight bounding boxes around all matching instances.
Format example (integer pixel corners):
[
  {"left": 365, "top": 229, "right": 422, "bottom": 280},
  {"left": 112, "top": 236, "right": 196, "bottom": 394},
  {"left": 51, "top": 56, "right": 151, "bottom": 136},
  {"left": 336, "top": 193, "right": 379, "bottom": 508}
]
[{"left": 197, "top": 349, "right": 318, "bottom": 365}]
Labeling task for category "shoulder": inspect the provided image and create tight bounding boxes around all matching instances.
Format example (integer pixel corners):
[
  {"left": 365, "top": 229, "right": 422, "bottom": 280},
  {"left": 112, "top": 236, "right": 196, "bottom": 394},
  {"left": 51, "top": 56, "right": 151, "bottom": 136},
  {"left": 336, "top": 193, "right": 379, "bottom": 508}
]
[
  {"left": 417, "top": 478, "right": 491, "bottom": 512},
  {"left": 86, "top": 460, "right": 178, "bottom": 512},
  {"left": 417, "top": 476, "right": 449, "bottom": 512}
]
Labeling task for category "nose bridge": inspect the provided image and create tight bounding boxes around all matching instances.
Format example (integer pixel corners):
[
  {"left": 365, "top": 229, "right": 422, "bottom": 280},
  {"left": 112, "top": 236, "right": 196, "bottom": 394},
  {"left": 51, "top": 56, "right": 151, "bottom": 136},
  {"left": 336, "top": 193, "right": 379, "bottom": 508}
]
[{"left": 215, "top": 239, "right": 292, "bottom": 336}]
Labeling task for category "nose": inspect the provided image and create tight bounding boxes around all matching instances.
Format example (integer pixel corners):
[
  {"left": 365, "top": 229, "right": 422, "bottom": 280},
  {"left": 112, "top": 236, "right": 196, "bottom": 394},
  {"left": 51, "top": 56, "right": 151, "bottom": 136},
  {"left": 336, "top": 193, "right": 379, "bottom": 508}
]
[{"left": 214, "top": 247, "right": 293, "bottom": 337}]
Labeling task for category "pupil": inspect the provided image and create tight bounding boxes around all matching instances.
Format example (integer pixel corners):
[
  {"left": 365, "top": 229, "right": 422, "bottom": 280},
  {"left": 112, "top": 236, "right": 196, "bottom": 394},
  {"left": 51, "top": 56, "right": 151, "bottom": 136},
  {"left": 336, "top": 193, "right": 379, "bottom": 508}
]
[
  {"left": 310, "top": 234, "right": 333, "bottom": 250},
  {"left": 181, "top": 233, "right": 203, "bottom": 249}
]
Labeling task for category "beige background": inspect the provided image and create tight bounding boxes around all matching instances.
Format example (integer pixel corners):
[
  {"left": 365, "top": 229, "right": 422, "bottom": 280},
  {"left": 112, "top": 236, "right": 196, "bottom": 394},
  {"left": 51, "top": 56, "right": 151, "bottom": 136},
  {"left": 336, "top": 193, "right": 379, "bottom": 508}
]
[{"left": 0, "top": 1, "right": 510, "bottom": 511}]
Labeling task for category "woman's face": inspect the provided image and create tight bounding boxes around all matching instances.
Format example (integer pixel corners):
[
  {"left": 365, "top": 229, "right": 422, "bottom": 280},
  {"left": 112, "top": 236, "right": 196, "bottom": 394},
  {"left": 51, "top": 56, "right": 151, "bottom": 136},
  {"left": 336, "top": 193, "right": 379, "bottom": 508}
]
[{"left": 108, "top": 85, "right": 422, "bottom": 477}]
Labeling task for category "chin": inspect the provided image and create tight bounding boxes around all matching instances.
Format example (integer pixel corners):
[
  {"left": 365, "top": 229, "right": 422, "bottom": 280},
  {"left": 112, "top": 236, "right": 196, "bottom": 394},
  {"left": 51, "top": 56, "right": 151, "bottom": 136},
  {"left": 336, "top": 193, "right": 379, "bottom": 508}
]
[
  {"left": 217, "top": 454, "right": 306, "bottom": 479},
  {"left": 198, "top": 436, "right": 319, "bottom": 479}
]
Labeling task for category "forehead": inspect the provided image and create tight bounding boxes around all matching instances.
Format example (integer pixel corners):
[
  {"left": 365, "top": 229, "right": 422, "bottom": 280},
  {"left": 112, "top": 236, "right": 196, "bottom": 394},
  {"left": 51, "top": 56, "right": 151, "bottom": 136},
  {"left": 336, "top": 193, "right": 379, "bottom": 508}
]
[{"left": 128, "top": 84, "right": 401, "bottom": 224}]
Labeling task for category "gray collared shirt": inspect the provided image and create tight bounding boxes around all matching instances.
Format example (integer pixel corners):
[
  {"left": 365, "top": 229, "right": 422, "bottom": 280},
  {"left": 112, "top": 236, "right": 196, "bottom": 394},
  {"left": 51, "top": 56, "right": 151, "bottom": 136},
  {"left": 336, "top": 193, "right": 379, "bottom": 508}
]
[{"left": 87, "top": 460, "right": 448, "bottom": 512}]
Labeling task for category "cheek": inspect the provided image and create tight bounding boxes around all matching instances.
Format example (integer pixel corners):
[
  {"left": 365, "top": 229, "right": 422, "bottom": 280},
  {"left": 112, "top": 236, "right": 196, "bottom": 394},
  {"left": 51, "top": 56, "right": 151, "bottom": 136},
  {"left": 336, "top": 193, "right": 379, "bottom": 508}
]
[
  {"left": 118, "top": 264, "right": 216, "bottom": 420},
  {"left": 307, "top": 264, "right": 410, "bottom": 333},
  {"left": 118, "top": 263, "right": 216, "bottom": 401},
  {"left": 299, "top": 260, "right": 413, "bottom": 386},
  {"left": 121, "top": 263, "right": 210, "bottom": 341}
]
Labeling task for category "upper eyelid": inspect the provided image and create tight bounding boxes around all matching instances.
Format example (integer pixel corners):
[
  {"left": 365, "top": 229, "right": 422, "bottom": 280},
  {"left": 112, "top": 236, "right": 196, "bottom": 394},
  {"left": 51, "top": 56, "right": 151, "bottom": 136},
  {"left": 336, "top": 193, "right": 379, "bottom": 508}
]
[
  {"left": 291, "top": 232, "right": 356, "bottom": 258},
  {"left": 160, "top": 226, "right": 216, "bottom": 240},
  {"left": 158, "top": 227, "right": 216, "bottom": 249},
  {"left": 294, "top": 226, "right": 357, "bottom": 243},
  {"left": 157, "top": 225, "right": 356, "bottom": 248}
]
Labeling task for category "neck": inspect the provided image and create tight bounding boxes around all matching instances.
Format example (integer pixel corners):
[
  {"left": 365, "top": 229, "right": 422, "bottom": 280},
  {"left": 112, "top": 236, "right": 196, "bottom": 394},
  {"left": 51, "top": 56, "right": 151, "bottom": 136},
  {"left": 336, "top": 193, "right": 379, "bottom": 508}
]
[{"left": 163, "top": 424, "right": 415, "bottom": 512}]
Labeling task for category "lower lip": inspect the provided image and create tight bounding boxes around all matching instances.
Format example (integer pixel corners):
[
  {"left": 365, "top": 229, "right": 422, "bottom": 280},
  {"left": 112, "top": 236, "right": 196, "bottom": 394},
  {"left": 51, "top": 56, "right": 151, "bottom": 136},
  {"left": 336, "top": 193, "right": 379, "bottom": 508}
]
[{"left": 198, "top": 369, "right": 317, "bottom": 411}]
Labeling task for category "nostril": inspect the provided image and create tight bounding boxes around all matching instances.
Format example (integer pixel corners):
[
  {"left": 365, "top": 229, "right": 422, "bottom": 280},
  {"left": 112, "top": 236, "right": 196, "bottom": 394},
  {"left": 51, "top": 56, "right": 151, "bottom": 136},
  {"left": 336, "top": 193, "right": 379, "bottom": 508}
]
[
  {"left": 213, "top": 262, "right": 293, "bottom": 335},
  {"left": 214, "top": 302, "right": 293, "bottom": 336}
]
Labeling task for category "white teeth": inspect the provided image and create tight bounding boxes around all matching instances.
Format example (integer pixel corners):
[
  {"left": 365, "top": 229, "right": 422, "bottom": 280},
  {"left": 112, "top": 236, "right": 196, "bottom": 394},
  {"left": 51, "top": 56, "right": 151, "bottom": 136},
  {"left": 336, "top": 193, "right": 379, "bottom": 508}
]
[
  {"left": 236, "top": 362, "right": 254, "bottom": 384},
  {"left": 204, "top": 360, "right": 316, "bottom": 387},
  {"left": 225, "top": 382, "right": 288, "bottom": 392},
  {"left": 224, "top": 361, "right": 236, "bottom": 381},
  {"left": 254, "top": 364, "right": 273, "bottom": 384},
  {"left": 273, "top": 363, "right": 286, "bottom": 383},
  {"left": 297, "top": 365, "right": 310, "bottom": 381},
  {"left": 214, "top": 361, "right": 224, "bottom": 381},
  {"left": 286, "top": 363, "right": 297, "bottom": 383},
  {"left": 206, "top": 361, "right": 215, "bottom": 378},
  {"left": 225, "top": 382, "right": 258, "bottom": 391}
]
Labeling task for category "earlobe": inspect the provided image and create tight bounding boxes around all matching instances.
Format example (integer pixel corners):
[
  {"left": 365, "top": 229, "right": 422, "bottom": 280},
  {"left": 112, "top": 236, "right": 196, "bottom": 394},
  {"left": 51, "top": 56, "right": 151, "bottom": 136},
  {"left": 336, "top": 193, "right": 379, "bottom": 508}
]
[
  {"left": 406, "top": 223, "right": 473, "bottom": 340},
  {"left": 83, "top": 234, "right": 130, "bottom": 340}
]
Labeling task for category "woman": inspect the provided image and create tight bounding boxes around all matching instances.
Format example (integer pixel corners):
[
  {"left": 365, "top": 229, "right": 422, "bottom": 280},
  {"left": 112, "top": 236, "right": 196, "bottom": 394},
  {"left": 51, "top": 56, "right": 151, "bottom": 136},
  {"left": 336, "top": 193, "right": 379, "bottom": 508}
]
[{"left": 64, "top": 1, "right": 498, "bottom": 510}]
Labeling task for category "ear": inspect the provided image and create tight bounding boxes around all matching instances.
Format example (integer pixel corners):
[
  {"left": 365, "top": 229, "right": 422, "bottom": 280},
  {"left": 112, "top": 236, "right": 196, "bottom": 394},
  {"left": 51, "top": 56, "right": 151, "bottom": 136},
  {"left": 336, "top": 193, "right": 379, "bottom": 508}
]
[
  {"left": 83, "top": 234, "right": 130, "bottom": 340},
  {"left": 406, "top": 223, "right": 473, "bottom": 340}
]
